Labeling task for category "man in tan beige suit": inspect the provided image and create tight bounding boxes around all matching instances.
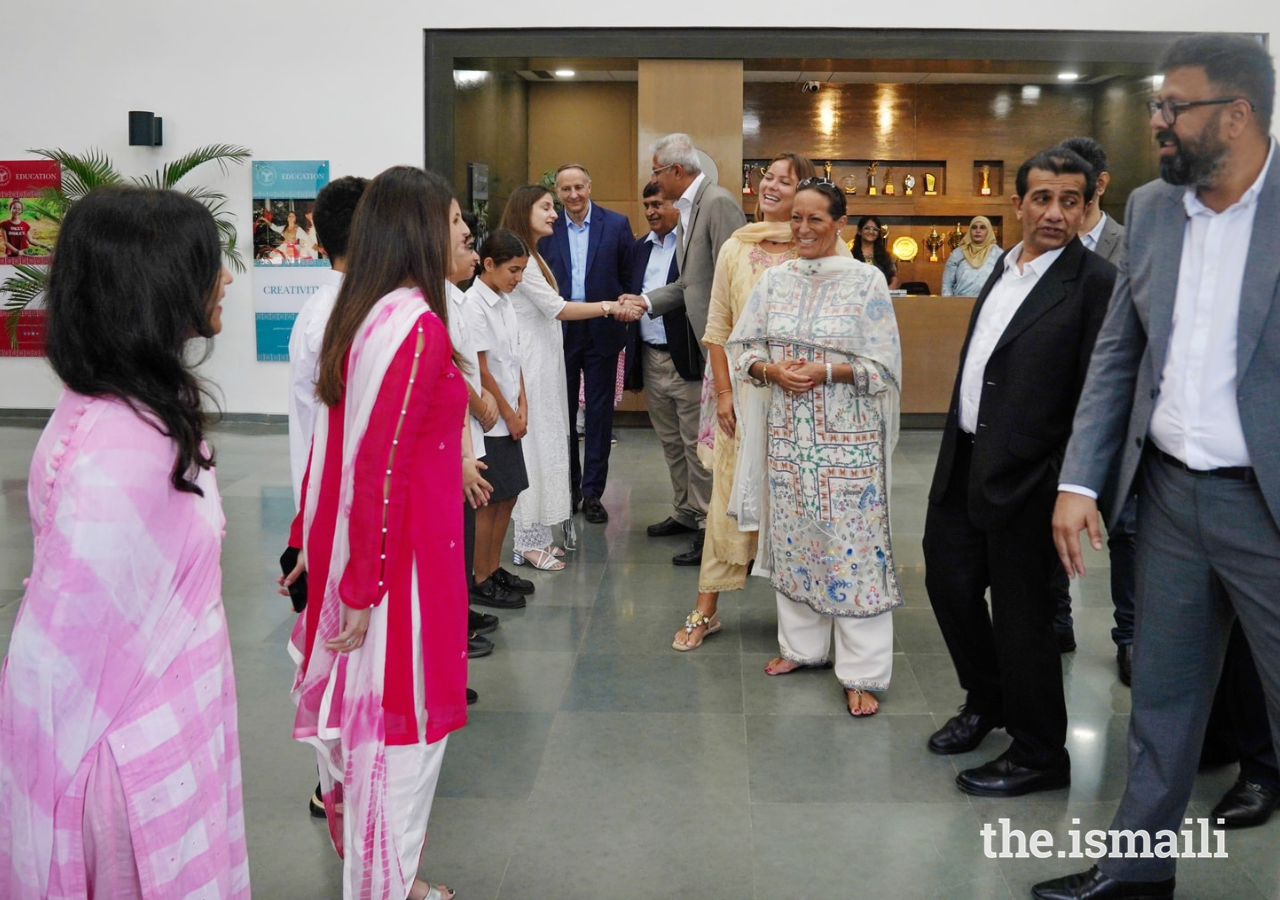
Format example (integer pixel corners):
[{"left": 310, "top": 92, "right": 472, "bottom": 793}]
[{"left": 622, "top": 132, "right": 746, "bottom": 565}]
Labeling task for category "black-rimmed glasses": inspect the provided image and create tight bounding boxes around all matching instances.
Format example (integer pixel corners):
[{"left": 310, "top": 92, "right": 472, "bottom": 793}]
[{"left": 1147, "top": 96, "right": 1254, "bottom": 126}]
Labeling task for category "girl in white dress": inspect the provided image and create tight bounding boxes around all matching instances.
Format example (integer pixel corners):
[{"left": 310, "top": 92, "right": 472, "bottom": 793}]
[{"left": 499, "top": 185, "right": 637, "bottom": 570}]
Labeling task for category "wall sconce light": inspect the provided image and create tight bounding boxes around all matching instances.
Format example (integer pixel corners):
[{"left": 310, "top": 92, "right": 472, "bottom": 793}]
[{"left": 128, "top": 111, "right": 163, "bottom": 146}]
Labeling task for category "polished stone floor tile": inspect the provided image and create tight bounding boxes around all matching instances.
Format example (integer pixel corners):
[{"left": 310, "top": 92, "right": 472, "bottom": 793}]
[
  {"left": 485, "top": 605, "right": 590, "bottom": 653},
  {"left": 465, "top": 650, "right": 576, "bottom": 712},
  {"left": 584, "top": 602, "right": 741, "bottom": 654},
  {"left": 435, "top": 711, "right": 556, "bottom": 799},
  {"left": 562, "top": 652, "right": 744, "bottom": 713}
]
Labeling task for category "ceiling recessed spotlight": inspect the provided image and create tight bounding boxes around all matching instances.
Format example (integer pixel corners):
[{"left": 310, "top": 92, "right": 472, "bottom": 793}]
[
  {"left": 555, "top": 69, "right": 576, "bottom": 78},
  {"left": 1058, "top": 72, "right": 1080, "bottom": 81}
]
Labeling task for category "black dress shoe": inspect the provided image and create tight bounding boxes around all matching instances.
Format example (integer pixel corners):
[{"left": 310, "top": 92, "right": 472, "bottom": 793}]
[
  {"left": 468, "top": 632, "right": 494, "bottom": 658},
  {"left": 582, "top": 495, "right": 608, "bottom": 524},
  {"left": 672, "top": 529, "right": 705, "bottom": 566},
  {"left": 956, "top": 752, "right": 1070, "bottom": 797},
  {"left": 469, "top": 576, "right": 526, "bottom": 609},
  {"left": 466, "top": 687, "right": 478, "bottom": 705},
  {"left": 309, "top": 782, "right": 326, "bottom": 819},
  {"left": 571, "top": 485, "right": 583, "bottom": 513},
  {"left": 493, "top": 566, "right": 535, "bottom": 595},
  {"left": 469, "top": 608, "right": 499, "bottom": 635},
  {"left": 1057, "top": 626, "right": 1077, "bottom": 653},
  {"left": 927, "top": 706, "right": 1002, "bottom": 755},
  {"left": 647, "top": 516, "right": 697, "bottom": 537},
  {"left": 1211, "top": 778, "right": 1280, "bottom": 828},
  {"left": 1117, "top": 644, "right": 1133, "bottom": 687},
  {"left": 1032, "top": 866, "right": 1174, "bottom": 900}
]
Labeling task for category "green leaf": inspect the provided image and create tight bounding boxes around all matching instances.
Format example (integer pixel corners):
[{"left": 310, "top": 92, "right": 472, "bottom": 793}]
[
  {"left": 28, "top": 147, "right": 123, "bottom": 204},
  {"left": 151, "top": 144, "right": 251, "bottom": 189},
  {"left": 1, "top": 265, "right": 48, "bottom": 349}
]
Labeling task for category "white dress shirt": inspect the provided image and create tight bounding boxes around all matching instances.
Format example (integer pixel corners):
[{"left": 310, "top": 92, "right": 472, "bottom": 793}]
[
  {"left": 447, "top": 281, "right": 487, "bottom": 458},
  {"left": 286, "top": 269, "right": 343, "bottom": 509},
  {"left": 1080, "top": 213, "right": 1108, "bottom": 252},
  {"left": 958, "top": 243, "right": 1066, "bottom": 434},
  {"left": 463, "top": 278, "right": 522, "bottom": 438},
  {"left": 674, "top": 172, "right": 707, "bottom": 248},
  {"left": 1149, "top": 140, "right": 1276, "bottom": 469},
  {"left": 639, "top": 229, "right": 678, "bottom": 346}
]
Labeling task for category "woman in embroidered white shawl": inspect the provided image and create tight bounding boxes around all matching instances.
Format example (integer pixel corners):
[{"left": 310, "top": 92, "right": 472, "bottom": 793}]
[{"left": 730, "top": 179, "right": 904, "bottom": 717}]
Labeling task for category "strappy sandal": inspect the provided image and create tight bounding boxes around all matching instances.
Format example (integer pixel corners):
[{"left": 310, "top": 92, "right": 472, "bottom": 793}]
[
  {"left": 412, "top": 881, "right": 454, "bottom": 900},
  {"left": 513, "top": 548, "right": 565, "bottom": 571},
  {"left": 847, "top": 688, "right": 880, "bottom": 717},
  {"left": 672, "top": 609, "right": 721, "bottom": 651},
  {"left": 562, "top": 517, "right": 577, "bottom": 551}
]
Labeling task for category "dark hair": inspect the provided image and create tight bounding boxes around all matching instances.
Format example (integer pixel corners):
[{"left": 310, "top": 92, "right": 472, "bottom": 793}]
[
  {"left": 769, "top": 152, "right": 817, "bottom": 183},
  {"left": 1158, "top": 34, "right": 1275, "bottom": 133},
  {"left": 478, "top": 228, "right": 529, "bottom": 269},
  {"left": 499, "top": 184, "right": 557, "bottom": 288},
  {"left": 45, "top": 185, "right": 221, "bottom": 495},
  {"left": 798, "top": 181, "right": 847, "bottom": 220},
  {"left": 852, "top": 214, "right": 893, "bottom": 269},
  {"left": 1015, "top": 147, "right": 1098, "bottom": 203},
  {"left": 1057, "top": 137, "right": 1107, "bottom": 177},
  {"left": 642, "top": 181, "right": 662, "bottom": 199},
  {"left": 312, "top": 175, "right": 368, "bottom": 261},
  {"left": 317, "top": 166, "right": 454, "bottom": 406}
]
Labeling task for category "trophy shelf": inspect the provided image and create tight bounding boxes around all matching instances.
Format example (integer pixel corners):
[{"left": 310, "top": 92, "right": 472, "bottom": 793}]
[{"left": 742, "top": 157, "right": 946, "bottom": 199}]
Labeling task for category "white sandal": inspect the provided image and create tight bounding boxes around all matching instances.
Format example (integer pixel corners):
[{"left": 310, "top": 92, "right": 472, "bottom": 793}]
[{"left": 513, "top": 548, "right": 565, "bottom": 570}]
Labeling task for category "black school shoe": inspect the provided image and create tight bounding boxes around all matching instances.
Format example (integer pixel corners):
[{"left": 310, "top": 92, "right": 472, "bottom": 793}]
[
  {"left": 469, "top": 609, "right": 499, "bottom": 635},
  {"left": 468, "top": 632, "right": 494, "bottom": 658},
  {"left": 470, "top": 575, "right": 526, "bottom": 609},
  {"left": 466, "top": 687, "right": 479, "bottom": 705},
  {"left": 492, "top": 566, "right": 535, "bottom": 596}
]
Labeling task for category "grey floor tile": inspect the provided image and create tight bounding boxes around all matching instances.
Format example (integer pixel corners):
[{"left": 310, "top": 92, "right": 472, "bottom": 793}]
[
  {"left": 529, "top": 711, "right": 748, "bottom": 803},
  {"left": 416, "top": 798, "right": 524, "bottom": 900},
  {"left": 562, "top": 652, "right": 744, "bottom": 713},
  {"left": 501, "top": 798, "right": 754, "bottom": 900},
  {"left": 466, "top": 650, "right": 577, "bottom": 712},
  {"left": 435, "top": 711, "right": 556, "bottom": 799},
  {"left": 583, "top": 602, "right": 740, "bottom": 654},
  {"left": 517, "top": 560, "right": 606, "bottom": 608},
  {"left": 893, "top": 605, "right": 951, "bottom": 654},
  {"left": 746, "top": 714, "right": 970, "bottom": 803},
  {"left": 485, "top": 605, "right": 590, "bottom": 652}
]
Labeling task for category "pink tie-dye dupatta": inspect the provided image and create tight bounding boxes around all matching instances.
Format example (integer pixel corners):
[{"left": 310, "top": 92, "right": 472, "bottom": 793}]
[
  {"left": 290, "top": 287, "right": 443, "bottom": 899},
  {"left": 0, "top": 392, "right": 249, "bottom": 900}
]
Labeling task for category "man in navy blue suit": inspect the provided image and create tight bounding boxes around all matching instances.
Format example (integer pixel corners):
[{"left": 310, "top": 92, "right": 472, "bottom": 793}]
[{"left": 539, "top": 163, "right": 634, "bottom": 524}]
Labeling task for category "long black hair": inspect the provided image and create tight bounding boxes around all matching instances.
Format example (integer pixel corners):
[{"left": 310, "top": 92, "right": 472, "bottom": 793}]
[
  {"left": 853, "top": 215, "right": 894, "bottom": 272},
  {"left": 45, "top": 185, "right": 222, "bottom": 495}
]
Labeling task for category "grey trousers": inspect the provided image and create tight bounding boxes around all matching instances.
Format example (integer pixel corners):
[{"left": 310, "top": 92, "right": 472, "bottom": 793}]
[
  {"left": 1100, "top": 452, "right": 1280, "bottom": 881},
  {"left": 642, "top": 344, "right": 710, "bottom": 529}
]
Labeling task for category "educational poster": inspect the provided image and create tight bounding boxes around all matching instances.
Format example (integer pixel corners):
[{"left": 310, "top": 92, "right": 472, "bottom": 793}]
[
  {"left": 0, "top": 160, "right": 61, "bottom": 265},
  {"left": 252, "top": 159, "right": 329, "bottom": 360}
]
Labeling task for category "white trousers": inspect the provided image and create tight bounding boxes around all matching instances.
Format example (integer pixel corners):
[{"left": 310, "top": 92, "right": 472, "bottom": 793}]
[{"left": 776, "top": 592, "right": 894, "bottom": 690}]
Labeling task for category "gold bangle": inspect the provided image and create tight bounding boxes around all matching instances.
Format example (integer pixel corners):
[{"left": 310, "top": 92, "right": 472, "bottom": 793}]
[{"left": 716, "top": 389, "right": 732, "bottom": 396}]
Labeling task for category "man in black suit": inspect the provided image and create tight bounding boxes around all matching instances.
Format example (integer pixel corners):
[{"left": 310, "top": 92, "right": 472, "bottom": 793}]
[
  {"left": 539, "top": 163, "right": 634, "bottom": 524},
  {"left": 630, "top": 181, "right": 710, "bottom": 561},
  {"left": 921, "top": 147, "right": 1117, "bottom": 797}
]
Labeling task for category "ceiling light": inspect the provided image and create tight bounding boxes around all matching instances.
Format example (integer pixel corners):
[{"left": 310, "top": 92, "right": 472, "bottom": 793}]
[
  {"left": 1058, "top": 72, "right": 1080, "bottom": 81},
  {"left": 555, "top": 69, "right": 576, "bottom": 78},
  {"left": 453, "top": 70, "right": 488, "bottom": 89},
  {"left": 1151, "top": 74, "right": 1165, "bottom": 90},
  {"left": 1020, "top": 85, "right": 1041, "bottom": 102}
]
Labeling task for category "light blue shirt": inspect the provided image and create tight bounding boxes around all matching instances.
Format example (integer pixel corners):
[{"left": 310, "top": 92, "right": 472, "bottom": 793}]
[
  {"left": 639, "top": 229, "right": 677, "bottom": 346},
  {"left": 566, "top": 202, "right": 592, "bottom": 301}
]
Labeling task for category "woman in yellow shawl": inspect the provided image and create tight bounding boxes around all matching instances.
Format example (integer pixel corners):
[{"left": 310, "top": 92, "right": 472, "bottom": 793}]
[
  {"left": 941, "top": 216, "right": 1002, "bottom": 297},
  {"left": 673, "top": 153, "right": 850, "bottom": 650}
]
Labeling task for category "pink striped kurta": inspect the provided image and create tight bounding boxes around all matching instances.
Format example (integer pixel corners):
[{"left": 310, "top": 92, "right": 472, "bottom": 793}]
[{"left": 0, "top": 392, "right": 249, "bottom": 899}]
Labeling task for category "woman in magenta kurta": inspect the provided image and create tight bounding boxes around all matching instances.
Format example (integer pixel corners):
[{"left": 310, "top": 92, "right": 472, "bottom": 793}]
[
  {"left": 287, "top": 166, "right": 468, "bottom": 900},
  {"left": 0, "top": 186, "right": 248, "bottom": 898}
]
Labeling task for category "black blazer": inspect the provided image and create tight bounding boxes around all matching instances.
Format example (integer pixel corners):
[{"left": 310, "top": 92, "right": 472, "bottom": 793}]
[
  {"left": 537, "top": 202, "right": 633, "bottom": 356},
  {"left": 627, "top": 233, "right": 703, "bottom": 383},
  {"left": 928, "top": 238, "right": 1117, "bottom": 530}
]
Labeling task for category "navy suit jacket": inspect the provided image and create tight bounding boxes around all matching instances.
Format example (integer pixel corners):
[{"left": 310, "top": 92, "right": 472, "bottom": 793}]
[
  {"left": 628, "top": 233, "right": 701, "bottom": 382},
  {"left": 538, "top": 202, "right": 633, "bottom": 356}
]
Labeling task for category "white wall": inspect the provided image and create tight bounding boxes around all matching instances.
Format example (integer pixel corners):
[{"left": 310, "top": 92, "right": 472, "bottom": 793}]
[{"left": 4, "top": 1, "right": 1273, "bottom": 413}]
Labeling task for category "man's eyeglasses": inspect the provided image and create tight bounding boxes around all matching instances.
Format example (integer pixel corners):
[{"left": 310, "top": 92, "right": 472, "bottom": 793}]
[
  {"left": 651, "top": 163, "right": 678, "bottom": 177},
  {"left": 796, "top": 177, "right": 834, "bottom": 189},
  {"left": 1147, "top": 96, "right": 1254, "bottom": 126}
]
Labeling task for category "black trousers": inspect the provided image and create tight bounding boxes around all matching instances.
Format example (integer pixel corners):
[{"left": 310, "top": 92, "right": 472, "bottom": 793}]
[
  {"left": 922, "top": 435, "right": 1068, "bottom": 768},
  {"left": 564, "top": 324, "right": 620, "bottom": 500},
  {"left": 1203, "top": 619, "right": 1280, "bottom": 790},
  {"left": 463, "top": 500, "right": 476, "bottom": 588}
]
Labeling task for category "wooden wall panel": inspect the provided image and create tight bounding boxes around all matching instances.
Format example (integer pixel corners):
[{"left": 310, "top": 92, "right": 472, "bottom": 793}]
[
  {"left": 453, "top": 73, "right": 528, "bottom": 228},
  {"left": 1092, "top": 77, "right": 1162, "bottom": 224},
  {"left": 638, "top": 60, "right": 744, "bottom": 204},
  {"left": 528, "top": 82, "right": 641, "bottom": 232},
  {"left": 894, "top": 296, "right": 975, "bottom": 413}
]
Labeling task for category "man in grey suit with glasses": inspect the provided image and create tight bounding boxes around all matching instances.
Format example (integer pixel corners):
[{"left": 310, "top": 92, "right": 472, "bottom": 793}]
[{"left": 1037, "top": 33, "right": 1280, "bottom": 900}]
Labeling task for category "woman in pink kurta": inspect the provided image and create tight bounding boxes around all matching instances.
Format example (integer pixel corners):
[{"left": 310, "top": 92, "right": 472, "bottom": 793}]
[
  {"left": 287, "top": 166, "right": 467, "bottom": 900},
  {"left": 0, "top": 186, "right": 248, "bottom": 898}
]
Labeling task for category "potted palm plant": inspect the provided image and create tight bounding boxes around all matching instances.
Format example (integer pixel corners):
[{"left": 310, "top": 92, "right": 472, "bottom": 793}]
[{"left": 2, "top": 144, "right": 251, "bottom": 348}]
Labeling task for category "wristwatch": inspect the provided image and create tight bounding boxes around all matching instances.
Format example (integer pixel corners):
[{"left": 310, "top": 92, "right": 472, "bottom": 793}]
[{"left": 602, "top": 301, "right": 613, "bottom": 318}]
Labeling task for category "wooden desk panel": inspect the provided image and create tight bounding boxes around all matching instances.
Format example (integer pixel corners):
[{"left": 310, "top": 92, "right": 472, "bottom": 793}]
[{"left": 893, "top": 296, "right": 974, "bottom": 414}]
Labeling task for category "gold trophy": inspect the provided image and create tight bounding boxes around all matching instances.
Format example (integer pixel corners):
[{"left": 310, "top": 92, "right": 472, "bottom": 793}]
[
  {"left": 948, "top": 222, "right": 965, "bottom": 250},
  {"left": 883, "top": 167, "right": 896, "bottom": 196},
  {"left": 924, "top": 172, "right": 938, "bottom": 196},
  {"left": 841, "top": 175, "right": 858, "bottom": 195},
  {"left": 881, "top": 224, "right": 889, "bottom": 242},
  {"left": 823, "top": 160, "right": 833, "bottom": 182},
  {"left": 925, "top": 226, "right": 943, "bottom": 262},
  {"left": 741, "top": 163, "right": 754, "bottom": 196},
  {"left": 980, "top": 164, "right": 992, "bottom": 196},
  {"left": 867, "top": 162, "right": 878, "bottom": 197},
  {"left": 903, "top": 174, "right": 916, "bottom": 196}
]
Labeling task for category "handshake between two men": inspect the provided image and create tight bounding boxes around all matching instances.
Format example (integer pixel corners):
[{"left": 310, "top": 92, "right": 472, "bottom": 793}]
[{"left": 609, "top": 294, "right": 648, "bottom": 322}]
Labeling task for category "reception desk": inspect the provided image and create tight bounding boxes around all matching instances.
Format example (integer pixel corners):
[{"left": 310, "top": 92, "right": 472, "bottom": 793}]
[{"left": 617, "top": 295, "right": 976, "bottom": 418}]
